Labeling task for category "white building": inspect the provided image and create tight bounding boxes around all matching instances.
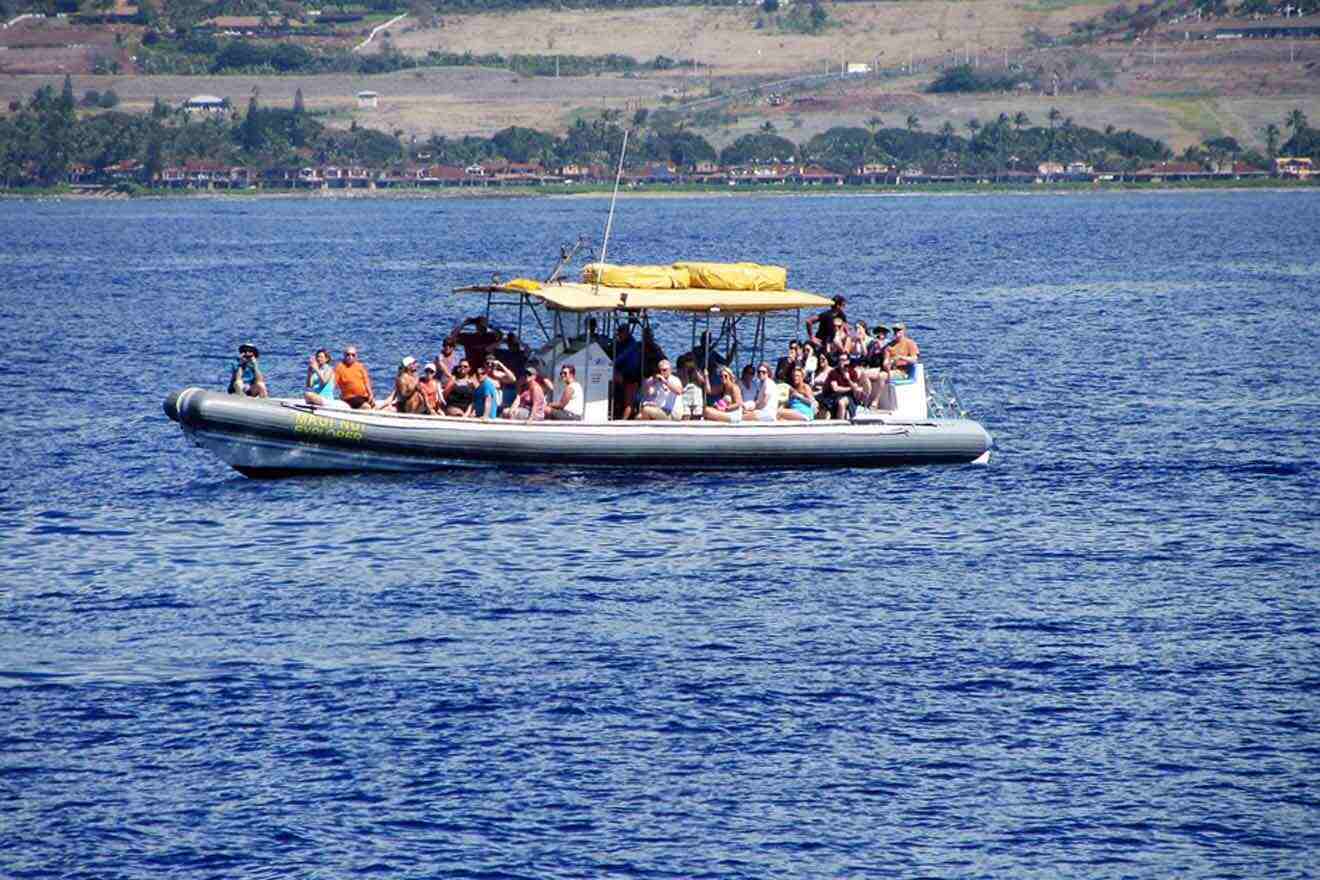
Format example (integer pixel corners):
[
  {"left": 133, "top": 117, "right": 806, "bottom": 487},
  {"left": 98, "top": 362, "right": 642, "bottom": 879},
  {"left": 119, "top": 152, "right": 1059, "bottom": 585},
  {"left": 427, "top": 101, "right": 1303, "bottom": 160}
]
[
  {"left": 183, "top": 95, "right": 227, "bottom": 117},
  {"left": 356, "top": 90, "right": 379, "bottom": 109}
]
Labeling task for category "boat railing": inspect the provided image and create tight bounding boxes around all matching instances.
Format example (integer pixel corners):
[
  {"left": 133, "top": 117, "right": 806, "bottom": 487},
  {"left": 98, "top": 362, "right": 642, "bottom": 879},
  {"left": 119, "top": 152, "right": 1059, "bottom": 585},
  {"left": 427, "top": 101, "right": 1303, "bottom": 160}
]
[{"left": 927, "top": 373, "right": 972, "bottom": 420}]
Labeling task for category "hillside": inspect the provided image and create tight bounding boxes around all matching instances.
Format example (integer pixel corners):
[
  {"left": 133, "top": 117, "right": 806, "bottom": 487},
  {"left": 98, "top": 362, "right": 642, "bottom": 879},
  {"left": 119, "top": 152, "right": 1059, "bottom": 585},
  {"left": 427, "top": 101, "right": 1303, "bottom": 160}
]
[{"left": 1, "top": 0, "right": 1318, "bottom": 153}]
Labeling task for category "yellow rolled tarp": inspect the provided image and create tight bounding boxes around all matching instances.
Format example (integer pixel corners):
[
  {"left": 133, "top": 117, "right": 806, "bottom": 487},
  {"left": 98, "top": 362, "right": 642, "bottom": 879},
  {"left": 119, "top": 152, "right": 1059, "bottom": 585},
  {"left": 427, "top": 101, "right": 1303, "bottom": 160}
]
[
  {"left": 673, "top": 261, "right": 788, "bottom": 292},
  {"left": 583, "top": 263, "right": 691, "bottom": 289},
  {"left": 504, "top": 277, "right": 542, "bottom": 292}
]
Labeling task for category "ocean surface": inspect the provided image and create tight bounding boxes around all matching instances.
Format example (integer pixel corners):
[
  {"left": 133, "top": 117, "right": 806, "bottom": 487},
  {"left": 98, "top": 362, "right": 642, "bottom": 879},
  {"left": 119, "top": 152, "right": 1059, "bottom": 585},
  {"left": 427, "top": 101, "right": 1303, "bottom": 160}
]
[{"left": 1, "top": 190, "right": 1317, "bottom": 878}]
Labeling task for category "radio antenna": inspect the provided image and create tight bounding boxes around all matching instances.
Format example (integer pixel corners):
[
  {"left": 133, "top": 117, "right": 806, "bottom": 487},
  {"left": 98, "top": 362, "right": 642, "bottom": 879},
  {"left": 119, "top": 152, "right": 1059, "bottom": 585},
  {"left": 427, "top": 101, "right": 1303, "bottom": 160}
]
[{"left": 596, "top": 128, "right": 629, "bottom": 288}]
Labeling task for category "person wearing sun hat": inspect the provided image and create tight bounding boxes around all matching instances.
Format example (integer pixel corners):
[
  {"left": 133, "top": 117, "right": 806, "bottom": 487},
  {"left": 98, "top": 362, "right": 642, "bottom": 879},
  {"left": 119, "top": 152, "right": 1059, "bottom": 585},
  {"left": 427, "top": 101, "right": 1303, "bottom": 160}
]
[{"left": 228, "top": 342, "right": 268, "bottom": 398}]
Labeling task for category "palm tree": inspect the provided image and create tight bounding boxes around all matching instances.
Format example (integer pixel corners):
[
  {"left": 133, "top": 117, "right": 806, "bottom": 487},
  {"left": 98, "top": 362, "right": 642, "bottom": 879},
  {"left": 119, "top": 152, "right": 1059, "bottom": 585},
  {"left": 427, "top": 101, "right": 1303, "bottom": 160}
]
[
  {"left": 906, "top": 113, "right": 920, "bottom": 133},
  {"left": 1013, "top": 111, "right": 1029, "bottom": 132},
  {"left": 1047, "top": 106, "right": 1062, "bottom": 130},
  {"left": 965, "top": 118, "right": 981, "bottom": 140},
  {"left": 1264, "top": 123, "right": 1280, "bottom": 158},
  {"left": 939, "top": 120, "right": 955, "bottom": 150},
  {"left": 1286, "top": 108, "right": 1308, "bottom": 137},
  {"left": 865, "top": 115, "right": 883, "bottom": 134}
]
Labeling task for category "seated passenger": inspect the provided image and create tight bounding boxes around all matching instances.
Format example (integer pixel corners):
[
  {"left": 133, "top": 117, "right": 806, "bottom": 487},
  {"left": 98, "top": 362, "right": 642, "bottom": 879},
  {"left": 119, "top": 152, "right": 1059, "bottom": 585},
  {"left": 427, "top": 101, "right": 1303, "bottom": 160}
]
[
  {"left": 503, "top": 363, "right": 547, "bottom": 421},
  {"left": 471, "top": 363, "right": 501, "bottom": 419},
  {"left": 779, "top": 366, "right": 817, "bottom": 421},
  {"left": 378, "top": 356, "right": 423, "bottom": 412},
  {"left": 774, "top": 340, "right": 801, "bottom": 383},
  {"left": 547, "top": 364, "right": 584, "bottom": 421},
  {"left": 677, "top": 362, "right": 706, "bottom": 420},
  {"left": 738, "top": 364, "right": 759, "bottom": 412},
  {"left": 885, "top": 322, "right": 920, "bottom": 378},
  {"left": 860, "top": 324, "right": 893, "bottom": 409},
  {"left": 435, "top": 339, "right": 462, "bottom": 379},
  {"left": 443, "top": 359, "right": 476, "bottom": 417},
  {"left": 801, "top": 340, "right": 820, "bottom": 384},
  {"left": 483, "top": 356, "right": 519, "bottom": 411},
  {"left": 637, "top": 359, "right": 683, "bottom": 421},
  {"left": 702, "top": 365, "right": 744, "bottom": 423},
  {"left": 304, "top": 348, "right": 346, "bottom": 408},
  {"left": 229, "top": 343, "right": 268, "bottom": 398},
  {"left": 748, "top": 362, "right": 779, "bottom": 422},
  {"left": 333, "top": 346, "right": 375, "bottom": 409},
  {"left": 413, "top": 362, "right": 442, "bottom": 414},
  {"left": 819, "top": 353, "right": 864, "bottom": 420}
]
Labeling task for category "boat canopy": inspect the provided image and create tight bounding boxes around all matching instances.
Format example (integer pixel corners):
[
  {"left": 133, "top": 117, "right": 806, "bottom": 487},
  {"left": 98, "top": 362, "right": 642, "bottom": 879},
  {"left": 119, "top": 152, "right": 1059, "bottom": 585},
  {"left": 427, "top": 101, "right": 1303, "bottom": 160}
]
[{"left": 454, "top": 281, "right": 832, "bottom": 314}]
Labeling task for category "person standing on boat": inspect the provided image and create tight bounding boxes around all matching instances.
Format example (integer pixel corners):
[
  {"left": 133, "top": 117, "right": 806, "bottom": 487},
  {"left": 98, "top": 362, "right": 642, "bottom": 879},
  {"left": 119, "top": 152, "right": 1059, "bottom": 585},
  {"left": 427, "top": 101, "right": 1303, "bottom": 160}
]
[
  {"left": 448, "top": 315, "right": 504, "bottom": 368},
  {"left": 805, "top": 295, "right": 847, "bottom": 351},
  {"left": 885, "top": 322, "right": 920, "bottom": 378},
  {"left": 333, "top": 346, "right": 375, "bottom": 410},
  {"left": 228, "top": 343, "right": 268, "bottom": 398},
  {"left": 637, "top": 359, "right": 683, "bottom": 421},
  {"left": 612, "top": 325, "right": 643, "bottom": 420},
  {"left": 547, "top": 364, "right": 584, "bottom": 421}
]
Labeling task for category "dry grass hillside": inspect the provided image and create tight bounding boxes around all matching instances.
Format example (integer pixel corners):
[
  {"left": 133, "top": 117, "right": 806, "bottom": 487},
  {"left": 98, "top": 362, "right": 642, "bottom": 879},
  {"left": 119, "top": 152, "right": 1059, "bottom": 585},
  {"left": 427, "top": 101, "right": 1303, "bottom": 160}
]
[
  {"left": 2, "top": 1, "right": 1317, "bottom": 152},
  {"left": 386, "top": 1, "right": 1100, "bottom": 75}
]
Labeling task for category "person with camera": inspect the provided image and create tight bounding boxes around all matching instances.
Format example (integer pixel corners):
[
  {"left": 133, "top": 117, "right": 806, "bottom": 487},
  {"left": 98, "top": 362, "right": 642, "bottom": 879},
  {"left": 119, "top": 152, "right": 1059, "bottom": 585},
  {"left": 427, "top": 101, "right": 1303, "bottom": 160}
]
[{"left": 228, "top": 343, "right": 268, "bottom": 398}]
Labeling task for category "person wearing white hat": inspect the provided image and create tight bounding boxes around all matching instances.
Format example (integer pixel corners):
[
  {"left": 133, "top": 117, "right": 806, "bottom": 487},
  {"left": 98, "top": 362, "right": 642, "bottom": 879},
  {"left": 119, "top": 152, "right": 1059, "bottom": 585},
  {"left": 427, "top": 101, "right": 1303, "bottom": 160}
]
[{"left": 377, "top": 356, "right": 422, "bottom": 412}]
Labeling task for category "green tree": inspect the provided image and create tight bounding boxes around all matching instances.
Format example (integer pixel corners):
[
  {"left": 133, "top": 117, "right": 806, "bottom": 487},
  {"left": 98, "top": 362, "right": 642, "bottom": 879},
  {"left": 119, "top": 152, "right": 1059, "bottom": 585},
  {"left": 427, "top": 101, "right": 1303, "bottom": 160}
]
[
  {"left": 240, "top": 96, "right": 263, "bottom": 152},
  {"left": 905, "top": 113, "right": 920, "bottom": 132},
  {"left": 1264, "top": 123, "right": 1280, "bottom": 158},
  {"left": 294, "top": 88, "right": 305, "bottom": 115},
  {"left": 1013, "top": 111, "right": 1029, "bottom": 131},
  {"left": 1286, "top": 108, "right": 1308, "bottom": 140}
]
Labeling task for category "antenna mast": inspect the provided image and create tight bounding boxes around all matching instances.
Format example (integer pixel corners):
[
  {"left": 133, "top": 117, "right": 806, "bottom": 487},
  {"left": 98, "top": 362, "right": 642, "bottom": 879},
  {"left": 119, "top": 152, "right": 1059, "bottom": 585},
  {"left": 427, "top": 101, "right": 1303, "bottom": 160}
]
[{"left": 598, "top": 128, "right": 630, "bottom": 277}]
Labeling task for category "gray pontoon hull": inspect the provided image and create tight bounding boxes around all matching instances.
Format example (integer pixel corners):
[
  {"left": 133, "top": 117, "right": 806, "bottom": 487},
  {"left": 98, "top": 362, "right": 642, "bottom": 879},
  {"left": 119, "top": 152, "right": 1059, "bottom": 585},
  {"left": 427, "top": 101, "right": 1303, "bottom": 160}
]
[{"left": 165, "top": 388, "right": 992, "bottom": 476}]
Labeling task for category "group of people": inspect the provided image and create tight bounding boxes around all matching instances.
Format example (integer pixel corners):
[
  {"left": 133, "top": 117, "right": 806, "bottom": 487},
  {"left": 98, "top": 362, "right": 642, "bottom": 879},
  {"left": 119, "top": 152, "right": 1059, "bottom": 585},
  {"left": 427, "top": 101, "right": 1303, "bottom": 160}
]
[
  {"left": 227, "top": 298, "right": 919, "bottom": 424},
  {"left": 275, "top": 315, "right": 583, "bottom": 421}
]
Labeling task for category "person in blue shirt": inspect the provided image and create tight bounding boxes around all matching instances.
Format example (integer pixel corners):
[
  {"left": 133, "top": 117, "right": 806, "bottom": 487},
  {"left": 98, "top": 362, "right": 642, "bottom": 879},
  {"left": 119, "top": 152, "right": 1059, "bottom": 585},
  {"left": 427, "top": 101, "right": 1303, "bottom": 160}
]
[
  {"left": 472, "top": 362, "right": 501, "bottom": 419},
  {"left": 229, "top": 343, "right": 268, "bottom": 398}
]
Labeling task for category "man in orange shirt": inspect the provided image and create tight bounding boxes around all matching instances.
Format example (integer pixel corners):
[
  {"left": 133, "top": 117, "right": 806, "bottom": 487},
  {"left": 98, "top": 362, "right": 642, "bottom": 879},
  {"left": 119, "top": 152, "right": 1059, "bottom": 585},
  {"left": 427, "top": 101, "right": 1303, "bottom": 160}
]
[
  {"left": 333, "top": 347, "right": 375, "bottom": 409},
  {"left": 885, "top": 322, "right": 920, "bottom": 378}
]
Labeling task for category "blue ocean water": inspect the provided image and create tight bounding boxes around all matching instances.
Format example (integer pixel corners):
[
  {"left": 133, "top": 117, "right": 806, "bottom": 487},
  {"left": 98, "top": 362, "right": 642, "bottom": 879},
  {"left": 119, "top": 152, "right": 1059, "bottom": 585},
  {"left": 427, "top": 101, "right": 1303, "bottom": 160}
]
[{"left": 1, "top": 191, "right": 1317, "bottom": 878}]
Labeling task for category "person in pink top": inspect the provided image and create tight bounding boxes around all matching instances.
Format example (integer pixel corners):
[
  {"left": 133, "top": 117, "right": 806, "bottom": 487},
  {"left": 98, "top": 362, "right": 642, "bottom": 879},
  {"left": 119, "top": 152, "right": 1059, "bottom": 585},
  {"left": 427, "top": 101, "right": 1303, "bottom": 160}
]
[{"left": 503, "top": 362, "right": 547, "bottom": 421}]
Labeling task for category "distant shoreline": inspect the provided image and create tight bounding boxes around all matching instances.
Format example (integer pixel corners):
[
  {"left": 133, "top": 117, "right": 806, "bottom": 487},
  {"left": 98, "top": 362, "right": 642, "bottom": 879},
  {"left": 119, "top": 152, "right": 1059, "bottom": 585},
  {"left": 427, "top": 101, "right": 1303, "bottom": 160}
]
[{"left": 3, "top": 178, "right": 1316, "bottom": 202}]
